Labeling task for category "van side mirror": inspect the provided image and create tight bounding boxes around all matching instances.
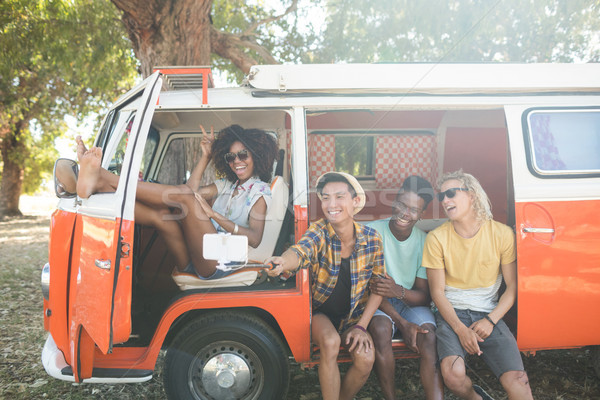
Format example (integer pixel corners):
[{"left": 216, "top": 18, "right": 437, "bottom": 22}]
[{"left": 53, "top": 158, "right": 78, "bottom": 198}]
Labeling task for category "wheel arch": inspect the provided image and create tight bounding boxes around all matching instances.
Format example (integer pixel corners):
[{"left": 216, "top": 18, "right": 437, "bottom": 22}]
[{"left": 162, "top": 306, "right": 291, "bottom": 355}]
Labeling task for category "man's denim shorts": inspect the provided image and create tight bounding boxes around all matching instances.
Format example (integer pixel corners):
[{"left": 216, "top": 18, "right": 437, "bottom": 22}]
[
  {"left": 373, "top": 297, "right": 436, "bottom": 337},
  {"left": 435, "top": 308, "right": 524, "bottom": 378}
]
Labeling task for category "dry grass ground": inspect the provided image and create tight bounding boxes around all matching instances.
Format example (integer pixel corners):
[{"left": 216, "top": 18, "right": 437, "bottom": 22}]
[{"left": 1, "top": 195, "right": 599, "bottom": 399}]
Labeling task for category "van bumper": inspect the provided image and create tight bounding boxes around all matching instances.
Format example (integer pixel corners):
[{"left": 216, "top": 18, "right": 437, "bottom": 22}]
[{"left": 42, "top": 334, "right": 153, "bottom": 383}]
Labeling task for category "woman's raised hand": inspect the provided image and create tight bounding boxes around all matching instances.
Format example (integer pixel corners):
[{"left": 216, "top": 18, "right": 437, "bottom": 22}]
[{"left": 199, "top": 125, "right": 214, "bottom": 159}]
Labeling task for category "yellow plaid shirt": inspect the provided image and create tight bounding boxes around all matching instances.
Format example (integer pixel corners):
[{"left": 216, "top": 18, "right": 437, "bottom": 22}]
[{"left": 290, "top": 218, "right": 385, "bottom": 331}]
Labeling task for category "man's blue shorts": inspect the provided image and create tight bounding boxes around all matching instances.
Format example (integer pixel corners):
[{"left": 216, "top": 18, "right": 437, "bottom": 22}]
[{"left": 373, "top": 297, "right": 436, "bottom": 337}]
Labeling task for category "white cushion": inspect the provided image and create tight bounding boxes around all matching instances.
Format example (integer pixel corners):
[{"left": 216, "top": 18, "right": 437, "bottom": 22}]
[{"left": 172, "top": 269, "right": 259, "bottom": 290}]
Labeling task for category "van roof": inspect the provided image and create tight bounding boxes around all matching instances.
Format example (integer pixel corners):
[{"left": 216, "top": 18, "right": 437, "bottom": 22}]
[{"left": 246, "top": 63, "right": 600, "bottom": 94}]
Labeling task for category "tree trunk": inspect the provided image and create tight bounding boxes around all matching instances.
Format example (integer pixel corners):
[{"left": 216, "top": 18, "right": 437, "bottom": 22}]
[
  {"left": 111, "top": 0, "right": 214, "bottom": 78},
  {"left": 0, "top": 122, "right": 27, "bottom": 217}
]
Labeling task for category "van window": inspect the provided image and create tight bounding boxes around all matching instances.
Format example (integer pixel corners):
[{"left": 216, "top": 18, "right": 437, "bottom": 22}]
[
  {"left": 140, "top": 126, "right": 159, "bottom": 180},
  {"left": 107, "top": 113, "right": 136, "bottom": 176},
  {"left": 334, "top": 134, "right": 375, "bottom": 179},
  {"left": 156, "top": 135, "right": 214, "bottom": 186},
  {"left": 526, "top": 109, "right": 600, "bottom": 176}
]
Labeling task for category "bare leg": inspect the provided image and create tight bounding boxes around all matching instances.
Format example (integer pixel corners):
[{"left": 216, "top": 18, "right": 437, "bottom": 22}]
[
  {"left": 340, "top": 330, "right": 375, "bottom": 400},
  {"left": 134, "top": 202, "right": 190, "bottom": 269},
  {"left": 440, "top": 356, "right": 480, "bottom": 399},
  {"left": 368, "top": 315, "right": 397, "bottom": 400},
  {"left": 417, "top": 324, "right": 444, "bottom": 400},
  {"left": 499, "top": 370, "right": 533, "bottom": 399},
  {"left": 312, "top": 314, "right": 342, "bottom": 400},
  {"left": 75, "top": 136, "right": 192, "bottom": 208},
  {"left": 168, "top": 191, "right": 219, "bottom": 277}
]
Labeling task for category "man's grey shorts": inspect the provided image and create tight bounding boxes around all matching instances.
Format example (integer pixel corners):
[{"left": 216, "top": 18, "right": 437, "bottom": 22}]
[
  {"left": 373, "top": 297, "right": 436, "bottom": 337},
  {"left": 436, "top": 309, "right": 524, "bottom": 378}
]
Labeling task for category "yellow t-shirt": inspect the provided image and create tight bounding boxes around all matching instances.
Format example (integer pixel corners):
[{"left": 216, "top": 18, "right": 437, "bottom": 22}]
[{"left": 423, "top": 219, "right": 516, "bottom": 289}]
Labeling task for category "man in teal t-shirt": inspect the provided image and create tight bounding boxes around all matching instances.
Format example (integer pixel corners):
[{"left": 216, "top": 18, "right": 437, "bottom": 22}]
[{"left": 367, "top": 176, "right": 443, "bottom": 400}]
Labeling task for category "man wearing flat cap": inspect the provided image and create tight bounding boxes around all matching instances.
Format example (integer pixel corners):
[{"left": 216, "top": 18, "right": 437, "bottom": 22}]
[{"left": 268, "top": 171, "right": 385, "bottom": 400}]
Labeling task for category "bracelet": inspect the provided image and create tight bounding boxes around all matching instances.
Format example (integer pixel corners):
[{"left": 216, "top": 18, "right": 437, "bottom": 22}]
[
  {"left": 353, "top": 324, "right": 367, "bottom": 333},
  {"left": 397, "top": 285, "right": 406, "bottom": 300},
  {"left": 233, "top": 223, "right": 239, "bottom": 234},
  {"left": 484, "top": 315, "right": 496, "bottom": 327}
]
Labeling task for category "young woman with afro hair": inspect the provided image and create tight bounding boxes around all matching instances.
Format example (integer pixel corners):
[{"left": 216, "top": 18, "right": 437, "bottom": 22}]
[{"left": 76, "top": 124, "right": 279, "bottom": 279}]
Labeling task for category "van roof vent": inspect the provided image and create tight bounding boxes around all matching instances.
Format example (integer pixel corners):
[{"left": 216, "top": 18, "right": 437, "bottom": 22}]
[{"left": 153, "top": 66, "right": 214, "bottom": 103}]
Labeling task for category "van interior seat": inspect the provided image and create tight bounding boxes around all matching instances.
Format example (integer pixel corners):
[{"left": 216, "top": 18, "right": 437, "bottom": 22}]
[
  {"left": 172, "top": 175, "right": 289, "bottom": 290},
  {"left": 248, "top": 175, "right": 289, "bottom": 262}
]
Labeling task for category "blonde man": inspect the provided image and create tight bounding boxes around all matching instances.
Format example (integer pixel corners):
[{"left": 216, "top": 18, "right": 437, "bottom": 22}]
[{"left": 423, "top": 171, "right": 533, "bottom": 400}]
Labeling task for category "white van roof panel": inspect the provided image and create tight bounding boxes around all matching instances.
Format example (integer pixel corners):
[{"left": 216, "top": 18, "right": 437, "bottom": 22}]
[{"left": 247, "top": 63, "right": 600, "bottom": 94}]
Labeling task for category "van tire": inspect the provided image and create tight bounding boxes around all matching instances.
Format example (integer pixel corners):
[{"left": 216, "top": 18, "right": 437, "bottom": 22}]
[{"left": 163, "top": 310, "right": 290, "bottom": 400}]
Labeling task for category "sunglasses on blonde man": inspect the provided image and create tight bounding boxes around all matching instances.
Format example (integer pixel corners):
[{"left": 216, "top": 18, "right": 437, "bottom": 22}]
[{"left": 437, "top": 187, "right": 469, "bottom": 202}]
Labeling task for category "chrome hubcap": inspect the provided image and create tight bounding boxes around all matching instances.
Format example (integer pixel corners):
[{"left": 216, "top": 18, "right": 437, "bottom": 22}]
[{"left": 189, "top": 341, "right": 263, "bottom": 400}]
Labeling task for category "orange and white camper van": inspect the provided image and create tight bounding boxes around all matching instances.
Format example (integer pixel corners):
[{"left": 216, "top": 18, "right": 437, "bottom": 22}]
[{"left": 42, "top": 64, "right": 600, "bottom": 399}]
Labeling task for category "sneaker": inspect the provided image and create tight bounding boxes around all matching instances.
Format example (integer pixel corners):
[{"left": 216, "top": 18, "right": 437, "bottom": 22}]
[{"left": 473, "top": 384, "right": 495, "bottom": 400}]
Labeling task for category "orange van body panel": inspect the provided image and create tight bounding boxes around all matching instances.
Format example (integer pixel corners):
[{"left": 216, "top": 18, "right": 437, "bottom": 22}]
[
  {"left": 111, "top": 219, "right": 134, "bottom": 345},
  {"left": 93, "top": 268, "right": 312, "bottom": 370},
  {"left": 46, "top": 209, "right": 77, "bottom": 358},
  {"left": 70, "top": 215, "right": 132, "bottom": 355},
  {"left": 516, "top": 199, "right": 600, "bottom": 350},
  {"left": 295, "top": 205, "right": 308, "bottom": 242}
]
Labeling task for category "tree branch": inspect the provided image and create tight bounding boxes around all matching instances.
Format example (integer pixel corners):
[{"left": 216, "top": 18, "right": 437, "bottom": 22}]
[{"left": 242, "top": 0, "right": 298, "bottom": 37}]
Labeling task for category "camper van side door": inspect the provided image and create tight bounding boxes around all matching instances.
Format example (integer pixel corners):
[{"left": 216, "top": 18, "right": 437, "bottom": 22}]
[
  {"left": 505, "top": 104, "right": 600, "bottom": 351},
  {"left": 69, "top": 72, "right": 162, "bottom": 381}
]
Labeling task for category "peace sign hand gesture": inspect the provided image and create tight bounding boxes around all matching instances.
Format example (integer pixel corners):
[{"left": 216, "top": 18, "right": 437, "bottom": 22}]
[{"left": 199, "top": 125, "right": 214, "bottom": 160}]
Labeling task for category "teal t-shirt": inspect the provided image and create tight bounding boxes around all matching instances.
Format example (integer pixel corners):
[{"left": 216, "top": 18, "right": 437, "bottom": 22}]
[{"left": 366, "top": 218, "right": 427, "bottom": 289}]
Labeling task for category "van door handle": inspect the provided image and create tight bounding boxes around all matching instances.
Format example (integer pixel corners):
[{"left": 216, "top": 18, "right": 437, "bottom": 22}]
[
  {"left": 94, "top": 259, "right": 111, "bottom": 270},
  {"left": 522, "top": 227, "right": 554, "bottom": 233}
]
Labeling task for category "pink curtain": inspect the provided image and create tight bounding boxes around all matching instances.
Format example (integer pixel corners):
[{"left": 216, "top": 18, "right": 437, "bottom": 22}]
[
  {"left": 308, "top": 134, "right": 336, "bottom": 186},
  {"left": 375, "top": 135, "right": 438, "bottom": 189}
]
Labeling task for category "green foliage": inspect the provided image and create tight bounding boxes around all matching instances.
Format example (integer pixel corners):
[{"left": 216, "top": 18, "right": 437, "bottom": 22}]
[
  {"left": 0, "top": 0, "right": 137, "bottom": 195},
  {"left": 211, "top": 0, "right": 318, "bottom": 83},
  {"left": 315, "top": 0, "right": 600, "bottom": 63}
]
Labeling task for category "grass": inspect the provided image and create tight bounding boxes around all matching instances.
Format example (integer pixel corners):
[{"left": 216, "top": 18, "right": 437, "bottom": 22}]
[{"left": 1, "top": 195, "right": 599, "bottom": 399}]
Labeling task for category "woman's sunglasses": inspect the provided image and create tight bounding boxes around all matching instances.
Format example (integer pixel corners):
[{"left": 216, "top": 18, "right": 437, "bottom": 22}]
[
  {"left": 437, "top": 187, "right": 469, "bottom": 202},
  {"left": 224, "top": 149, "right": 249, "bottom": 163}
]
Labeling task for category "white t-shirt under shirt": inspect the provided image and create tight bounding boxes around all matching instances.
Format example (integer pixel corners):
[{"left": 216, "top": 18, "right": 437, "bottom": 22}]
[
  {"left": 366, "top": 218, "right": 428, "bottom": 290},
  {"left": 211, "top": 177, "right": 271, "bottom": 233},
  {"left": 422, "top": 219, "right": 516, "bottom": 313}
]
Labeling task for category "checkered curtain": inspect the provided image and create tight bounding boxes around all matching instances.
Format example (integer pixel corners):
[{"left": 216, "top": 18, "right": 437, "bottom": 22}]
[
  {"left": 308, "top": 134, "right": 335, "bottom": 187},
  {"left": 375, "top": 135, "right": 438, "bottom": 189}
]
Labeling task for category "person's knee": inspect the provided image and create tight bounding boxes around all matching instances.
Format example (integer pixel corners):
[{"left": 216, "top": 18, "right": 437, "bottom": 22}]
[
  {"left": 352, "top": 348, "right": 375, "bottom": 373},
  {"left": 501, "top": 370, "right": 531, "bottom": 391},
  {"left": 368, "top": 318, "right": 392, "bottom": 349},
  {"left": 419, "top": 327, "right": 438, "bottom": 358},
  {"left": 440, "top": 356, "right": 467, "bottom": 391},
  {"left": 319, "top": 332, "right": 341, "bottom": 355}
]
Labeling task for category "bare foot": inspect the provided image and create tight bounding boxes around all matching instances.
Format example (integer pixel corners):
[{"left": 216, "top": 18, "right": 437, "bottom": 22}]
[
  {"left": 75, "top": 135, "right": 88, "bottom": 162},
  {"left": 77, "top": 147, "right": 103, "bottom": 198}
]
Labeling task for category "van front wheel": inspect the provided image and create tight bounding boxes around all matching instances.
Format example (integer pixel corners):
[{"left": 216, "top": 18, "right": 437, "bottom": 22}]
[{"left": 163, "top": 311, "right": 290, "bottom": 400}]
